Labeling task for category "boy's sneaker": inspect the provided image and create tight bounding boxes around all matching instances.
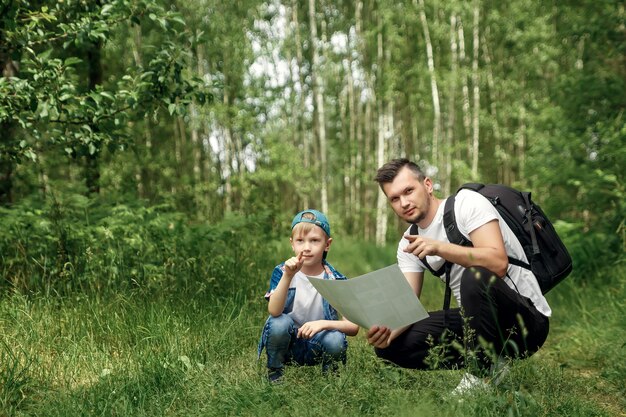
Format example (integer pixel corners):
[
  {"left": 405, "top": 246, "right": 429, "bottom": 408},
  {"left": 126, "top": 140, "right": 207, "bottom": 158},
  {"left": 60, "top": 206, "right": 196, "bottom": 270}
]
[
  {"left": 267, "top": 368, "right": 283, "bottom": 384},
  {"left": 322, "top": 361, "right": 340, "bottom": 376}
]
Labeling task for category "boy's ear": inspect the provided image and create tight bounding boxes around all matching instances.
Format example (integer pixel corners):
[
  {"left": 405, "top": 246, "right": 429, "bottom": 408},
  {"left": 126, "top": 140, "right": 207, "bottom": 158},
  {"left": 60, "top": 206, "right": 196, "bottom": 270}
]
[{"left": 325, "top": 237, "right": 333, "bottom": 251}]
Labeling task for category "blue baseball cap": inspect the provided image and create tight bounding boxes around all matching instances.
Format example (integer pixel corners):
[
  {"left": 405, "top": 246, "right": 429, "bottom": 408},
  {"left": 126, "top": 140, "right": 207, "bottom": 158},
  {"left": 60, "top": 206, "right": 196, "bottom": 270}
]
[{"left": 291, "top": 209, "right": 331, "bottom": 237}]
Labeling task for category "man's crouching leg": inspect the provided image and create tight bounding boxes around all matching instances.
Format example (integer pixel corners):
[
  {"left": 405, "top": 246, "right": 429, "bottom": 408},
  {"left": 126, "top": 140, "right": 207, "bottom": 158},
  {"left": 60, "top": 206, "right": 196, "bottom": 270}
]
[{"left": 374, "top": 311, "right": 464, "bottom": 370}]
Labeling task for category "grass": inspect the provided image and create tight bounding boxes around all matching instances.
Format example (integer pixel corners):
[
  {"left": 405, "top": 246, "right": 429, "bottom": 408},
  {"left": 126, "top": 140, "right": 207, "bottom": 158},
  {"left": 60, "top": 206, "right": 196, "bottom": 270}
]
[{"left": 0, "top": 243, "right": 624, "bottom": 416}]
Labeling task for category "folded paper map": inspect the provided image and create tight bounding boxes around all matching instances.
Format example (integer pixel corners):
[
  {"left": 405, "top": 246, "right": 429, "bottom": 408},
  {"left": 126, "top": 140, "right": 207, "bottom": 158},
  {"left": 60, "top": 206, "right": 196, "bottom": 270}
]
[{"left": 308, "top": 264, "right": 428, "bottom": 330}]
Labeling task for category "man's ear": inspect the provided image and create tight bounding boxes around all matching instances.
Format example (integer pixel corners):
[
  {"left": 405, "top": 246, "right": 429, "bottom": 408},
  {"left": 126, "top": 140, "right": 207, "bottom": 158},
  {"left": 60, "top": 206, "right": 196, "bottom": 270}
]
[{"left": 423, "top": 177, "right": 434, "bottom": 193}]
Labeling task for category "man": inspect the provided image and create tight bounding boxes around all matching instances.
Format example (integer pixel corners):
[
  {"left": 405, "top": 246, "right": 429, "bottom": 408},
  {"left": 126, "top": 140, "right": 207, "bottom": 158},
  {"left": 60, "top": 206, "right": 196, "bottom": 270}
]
[{"left": 367, "top": 158, "right": 550, "bottom": 390}]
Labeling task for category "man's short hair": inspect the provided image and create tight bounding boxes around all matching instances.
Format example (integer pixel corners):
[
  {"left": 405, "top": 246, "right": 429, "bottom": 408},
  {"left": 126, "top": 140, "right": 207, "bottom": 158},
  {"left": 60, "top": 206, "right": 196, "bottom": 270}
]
[{"left": 374, "top": 158, "right": 425, "bottom": 185}]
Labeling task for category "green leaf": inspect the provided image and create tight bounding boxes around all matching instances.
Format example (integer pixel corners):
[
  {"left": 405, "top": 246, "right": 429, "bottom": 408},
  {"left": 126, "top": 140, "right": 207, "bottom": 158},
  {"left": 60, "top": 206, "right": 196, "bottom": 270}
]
[
  {"left": 39, "top": 102, "right": 49, "bottom": 118},
  {"left": 171, "top": 16, "right": 186, "bottom": 26},
  {"left": 101, "top": 4, "right": 113, "bottom": 15},
  {"left": 64, "top": 57, "right": 82, "bottom": 66},
  {"left": 100, "top": 91, "right": 115, "bottom": 101},
  {"left": 24, "top": 149, "right": 37, "bottom": 162}
]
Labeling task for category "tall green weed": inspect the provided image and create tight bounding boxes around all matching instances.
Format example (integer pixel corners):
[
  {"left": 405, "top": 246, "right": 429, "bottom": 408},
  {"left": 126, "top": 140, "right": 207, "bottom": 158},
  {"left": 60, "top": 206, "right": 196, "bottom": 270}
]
[{"left": 0, "top": 195, "right": 278, "bottom": 298}]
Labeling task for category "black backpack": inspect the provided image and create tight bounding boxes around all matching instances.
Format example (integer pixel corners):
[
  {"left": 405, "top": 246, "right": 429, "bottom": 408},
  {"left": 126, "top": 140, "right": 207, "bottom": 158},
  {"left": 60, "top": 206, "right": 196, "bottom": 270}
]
[{"left": 410, "top": 183, "right": 572, "bottom": 310}]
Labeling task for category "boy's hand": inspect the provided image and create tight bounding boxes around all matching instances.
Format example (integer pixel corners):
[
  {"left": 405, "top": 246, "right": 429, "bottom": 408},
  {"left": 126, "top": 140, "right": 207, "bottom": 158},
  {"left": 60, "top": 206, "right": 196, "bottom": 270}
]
[
  {"left": 366, "top": 325, "right": 392, "bottom": 348},
  {"left": 297, "top": 320, "right": 325, "bottom": 339},
  {"left": 284, "top": 252, "right": 304, "bottom": 276}
]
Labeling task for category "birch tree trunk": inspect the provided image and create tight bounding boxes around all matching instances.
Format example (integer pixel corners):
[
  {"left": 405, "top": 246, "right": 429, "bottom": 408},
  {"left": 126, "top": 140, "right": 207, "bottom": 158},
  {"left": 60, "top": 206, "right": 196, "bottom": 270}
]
[
  {"left": 457, "top": 17, "right": 471, "bottom": 157},
  {"left": 482, "top": 28, "right": 503, "bottom": 182},
  {"left": 190, "top": 46, "right": 203, "bottom": 189},
  {"left": 355, "top": 0, "right": 364, "bottom": 236},
  {"left": 223, "top": 91, "right": 232, "bottom": 212},
  {"left": 375, "top": 20, "right": 388, "bottom": 247},
  {"left": 188, "top": 60, "right": 204, "bottom": 215},
  {"left": 308, "top": 0, "right": 328, "bottom": 214},
  {"left": 445, "top": 13, "right": 459, "bottom": 196},
  {"left": 339, "top": 69, "right": 349, "bottom": 217},
  {"left": 417, "top": 0, "right": 442, "bottom": 168},
  {"left": 177, "top": 112, "right": 188, "bottom": 181},
  {"left": 364, "top": 79, "right": 374, "bottom": 241},
  {"left": 347, "top": 52, "right": 357, "bottom": 231},
  {"left": 518, "top": 103, "right": 526, "bottom": 182},
  {"left": 471, "top": 1, "right": 481, "bottom": 178},
  {"left": 291, "top": 0, "right": 309, "bottom": 208}
]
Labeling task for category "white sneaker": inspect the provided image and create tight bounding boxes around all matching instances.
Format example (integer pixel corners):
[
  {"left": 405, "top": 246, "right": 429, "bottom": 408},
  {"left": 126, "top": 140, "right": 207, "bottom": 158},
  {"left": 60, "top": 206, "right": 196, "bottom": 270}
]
[
  {"left": 489, "top": 357, "right": 510, "bottom": 386},
  {"left": 451, "top": 373, "right": 490, "bottom": 396}
]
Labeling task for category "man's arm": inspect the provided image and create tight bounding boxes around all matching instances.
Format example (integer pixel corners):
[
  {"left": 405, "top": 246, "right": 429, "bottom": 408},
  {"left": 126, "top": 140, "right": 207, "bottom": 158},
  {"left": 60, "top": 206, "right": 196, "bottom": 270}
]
[
  {"left": 404, "top": 219, "right": 509, "bottom": 277},
  {"left": 403, "top": 270, "right": 424, "bottom": 298},
  {"left": 366, "top": 270, "right": 424, "bottom": 348}
]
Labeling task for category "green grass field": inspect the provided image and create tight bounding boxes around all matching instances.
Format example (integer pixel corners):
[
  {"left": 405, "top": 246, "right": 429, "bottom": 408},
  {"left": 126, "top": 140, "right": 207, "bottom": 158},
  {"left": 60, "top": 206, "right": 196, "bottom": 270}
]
[{"left": 1, "top": 242, "right": 624, "bottom": 416}]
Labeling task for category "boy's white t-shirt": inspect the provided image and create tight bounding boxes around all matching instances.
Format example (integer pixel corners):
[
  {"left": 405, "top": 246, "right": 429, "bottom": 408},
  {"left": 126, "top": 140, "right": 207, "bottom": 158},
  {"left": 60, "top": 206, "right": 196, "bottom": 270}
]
[
  {"left": 288, "top": 271, "right": 325, "bottom": 326},
  {"left": 397, "top": 189, "right": 552, "bottom": 317}
]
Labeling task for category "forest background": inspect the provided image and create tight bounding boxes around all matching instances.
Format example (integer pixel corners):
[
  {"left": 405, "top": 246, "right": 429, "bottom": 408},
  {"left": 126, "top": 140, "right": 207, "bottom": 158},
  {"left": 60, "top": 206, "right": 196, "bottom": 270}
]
[{"left": 0, "top": 0, "right": 624, "bottom": 416}]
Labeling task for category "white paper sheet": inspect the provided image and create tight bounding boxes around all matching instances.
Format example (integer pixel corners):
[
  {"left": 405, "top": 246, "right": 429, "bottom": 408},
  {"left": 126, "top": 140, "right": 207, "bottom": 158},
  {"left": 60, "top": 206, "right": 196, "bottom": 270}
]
[{"left": 308, "top": 264, "right": 429, "bottom": 330}]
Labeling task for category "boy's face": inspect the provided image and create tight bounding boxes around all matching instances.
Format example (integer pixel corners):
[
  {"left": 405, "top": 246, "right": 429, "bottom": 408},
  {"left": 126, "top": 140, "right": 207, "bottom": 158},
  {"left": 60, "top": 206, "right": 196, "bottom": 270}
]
[{"left": 290, "top": 226, "right": 332, "bottom": 267}]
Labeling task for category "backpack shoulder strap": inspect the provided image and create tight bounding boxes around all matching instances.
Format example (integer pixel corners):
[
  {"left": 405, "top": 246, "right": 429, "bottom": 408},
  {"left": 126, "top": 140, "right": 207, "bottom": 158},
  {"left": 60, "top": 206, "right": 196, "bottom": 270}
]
[
  {"left": 408, "top": 223, "right": 446, "bottom": 276},
  {"left": 410, "top": 222, "right": 453, "bottom": 317},
  {"left": 442, "top": 189, "right": 473, "bottom": 247}
]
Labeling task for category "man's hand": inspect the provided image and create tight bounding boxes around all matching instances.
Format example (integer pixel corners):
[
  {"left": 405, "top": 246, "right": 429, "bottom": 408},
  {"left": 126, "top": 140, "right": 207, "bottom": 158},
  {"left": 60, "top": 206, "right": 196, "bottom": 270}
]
[
  {"left": 284, "top": 252, "right": 304, "bottom": 276},
  {"left": 297, "top": 320, "right": 325, "bottom": 339},
  {"left": 403, "top": 234, "right": 441, "bottom": 259},
  {"left": 366, "top": 325, "right": 392, "bottom": 349}
]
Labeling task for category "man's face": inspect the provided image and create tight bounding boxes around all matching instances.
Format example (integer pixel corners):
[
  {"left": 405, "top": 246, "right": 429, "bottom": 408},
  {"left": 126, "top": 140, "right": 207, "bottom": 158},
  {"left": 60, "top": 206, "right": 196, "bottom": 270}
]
[
  {"left": 290, "top": 226, "right": 331, "bottom": 266},
  {"left": 381, "top": 166, "right": 433, "bottom": 225}
]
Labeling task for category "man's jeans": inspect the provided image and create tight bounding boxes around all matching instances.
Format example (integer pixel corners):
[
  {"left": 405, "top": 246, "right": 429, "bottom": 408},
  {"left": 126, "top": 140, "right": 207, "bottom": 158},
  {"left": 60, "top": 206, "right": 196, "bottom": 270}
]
[{"left": 261, "top": 314, "right": 347, "bottom": 371}]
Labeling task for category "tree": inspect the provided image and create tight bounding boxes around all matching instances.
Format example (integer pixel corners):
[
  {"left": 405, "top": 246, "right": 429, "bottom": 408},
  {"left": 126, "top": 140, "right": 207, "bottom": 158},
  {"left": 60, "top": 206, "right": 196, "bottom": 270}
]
[{"left": 0, "top": 0, "right": 208, "bottom": 198}]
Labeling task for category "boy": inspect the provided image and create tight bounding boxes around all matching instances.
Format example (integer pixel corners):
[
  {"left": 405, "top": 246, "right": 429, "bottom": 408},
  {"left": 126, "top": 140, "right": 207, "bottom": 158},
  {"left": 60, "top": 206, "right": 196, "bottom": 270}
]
[{"left": 258, "top": 209, "right": 359, "bottom": 383}]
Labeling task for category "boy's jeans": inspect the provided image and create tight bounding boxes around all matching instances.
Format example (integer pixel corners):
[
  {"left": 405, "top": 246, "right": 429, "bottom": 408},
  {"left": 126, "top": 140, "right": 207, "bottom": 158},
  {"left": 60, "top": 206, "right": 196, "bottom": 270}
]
[{"left": 261, "top": 314, "right": 347, "bottom": 371}]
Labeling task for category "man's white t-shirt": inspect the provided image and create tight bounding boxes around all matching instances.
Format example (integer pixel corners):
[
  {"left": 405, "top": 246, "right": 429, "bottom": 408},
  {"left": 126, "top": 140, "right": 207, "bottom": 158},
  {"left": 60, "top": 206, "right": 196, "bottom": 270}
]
[
  {"left": 288, "top": 271, "right": 325, "bottom": 326},
  {"left": 397, "top": 189, "right": 551, "bottom": 317}
]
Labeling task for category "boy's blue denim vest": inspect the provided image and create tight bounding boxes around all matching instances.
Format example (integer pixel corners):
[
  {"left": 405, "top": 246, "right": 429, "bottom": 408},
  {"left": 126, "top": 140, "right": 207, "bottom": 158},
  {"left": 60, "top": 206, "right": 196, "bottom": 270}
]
[{"left": 257, "top": 260, "right": 346, "bottom": 357}]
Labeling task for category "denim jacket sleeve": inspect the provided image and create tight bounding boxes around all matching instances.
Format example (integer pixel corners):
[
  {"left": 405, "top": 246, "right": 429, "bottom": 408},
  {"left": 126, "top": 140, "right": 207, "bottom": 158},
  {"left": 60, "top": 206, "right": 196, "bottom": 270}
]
[
  {"left": 264, "top": 264, "right": 295, "bottom": 313},
  {"left": 321, "top": 261, "right": 346, "bottom": 320}
]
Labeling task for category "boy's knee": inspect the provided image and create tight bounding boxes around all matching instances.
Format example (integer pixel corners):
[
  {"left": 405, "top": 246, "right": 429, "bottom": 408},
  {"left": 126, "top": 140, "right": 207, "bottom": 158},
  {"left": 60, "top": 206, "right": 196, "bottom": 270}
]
[
  {"left": 265, "top": 314, "right": 294, "bottom": 337},
  {"left": 320, "top": 331, "right": 347, "bottom": 356}
]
